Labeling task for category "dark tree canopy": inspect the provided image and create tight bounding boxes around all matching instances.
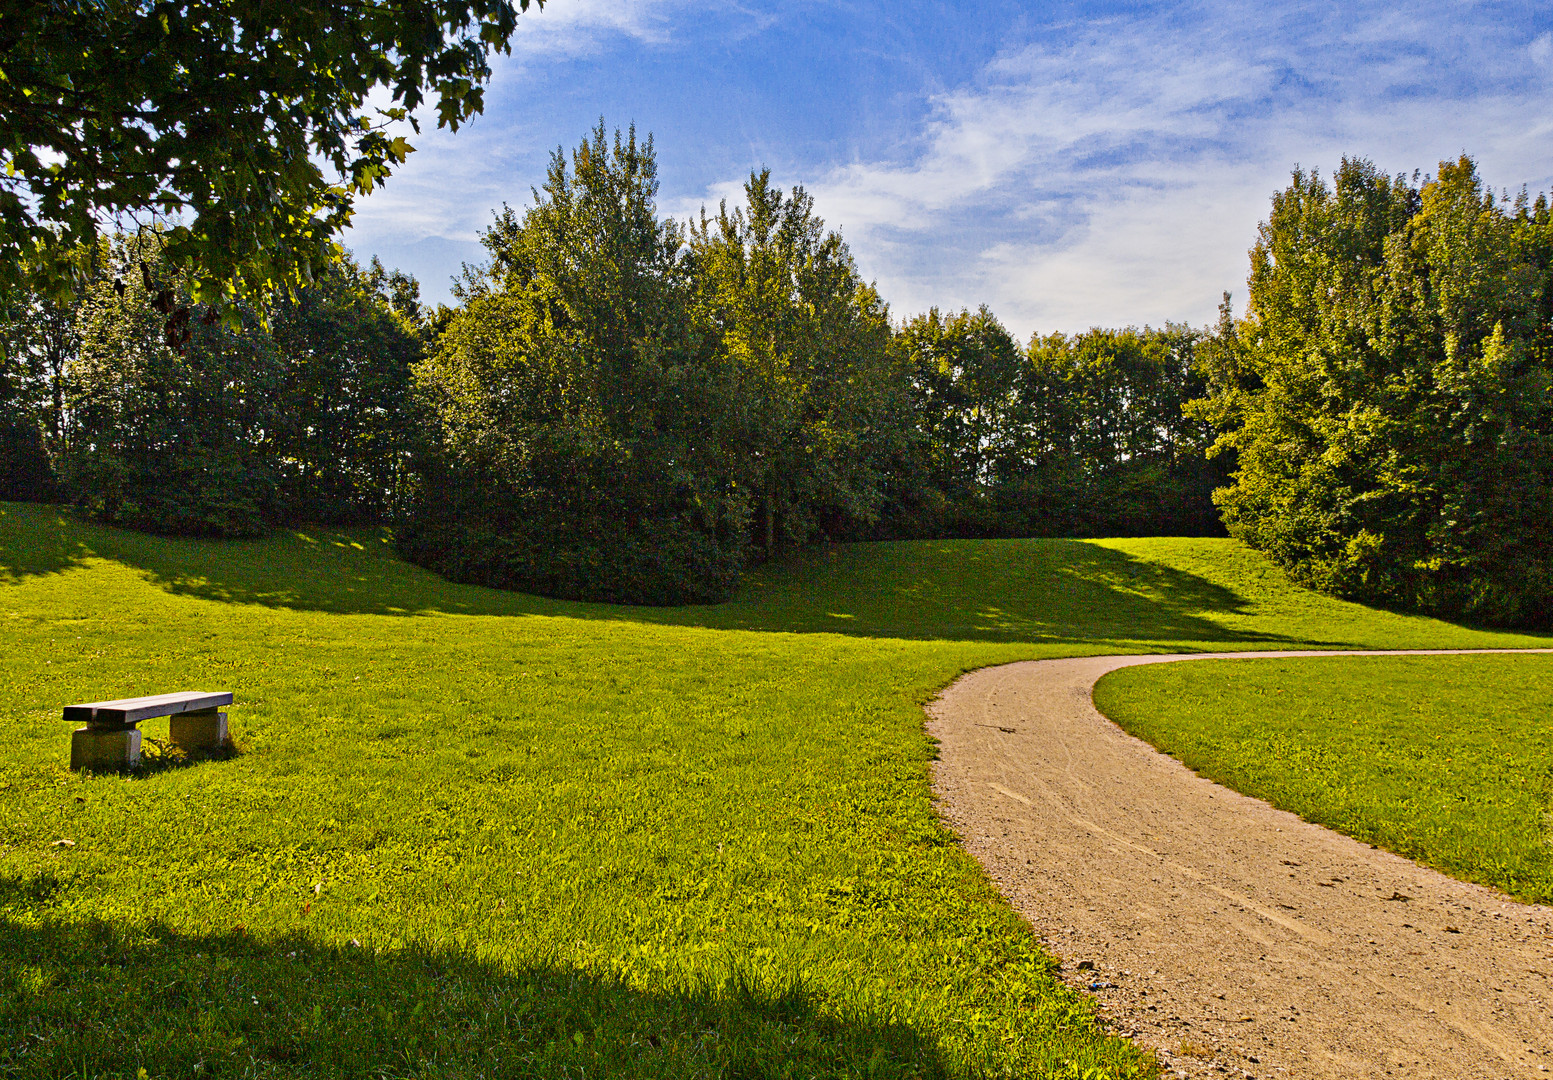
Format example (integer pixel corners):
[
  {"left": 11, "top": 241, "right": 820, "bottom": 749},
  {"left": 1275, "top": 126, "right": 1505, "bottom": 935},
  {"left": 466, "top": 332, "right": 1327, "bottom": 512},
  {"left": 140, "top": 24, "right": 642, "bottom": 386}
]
[
  {"left": 894, "top": 306, "right": 1022, "bottom": 504},
  {"left": 888, "top": 312, "right": 1222, "bottom": 540},
  {"left": 0, "top": 0, "right": 538, "bottom": 314},
  {"left": 401, "top": 132, "right": 916, "bottom": 604},
  {"left": 688, "top": 169, "right": 911, "bottom": 558}
]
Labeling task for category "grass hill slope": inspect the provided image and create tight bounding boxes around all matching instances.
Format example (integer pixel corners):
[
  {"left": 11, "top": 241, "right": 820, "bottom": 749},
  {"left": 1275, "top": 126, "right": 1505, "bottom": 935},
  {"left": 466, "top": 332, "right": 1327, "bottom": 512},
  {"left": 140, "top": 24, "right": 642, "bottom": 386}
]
[{"left": 1, "top": 503, "right": 1546, "bottom": 1079}]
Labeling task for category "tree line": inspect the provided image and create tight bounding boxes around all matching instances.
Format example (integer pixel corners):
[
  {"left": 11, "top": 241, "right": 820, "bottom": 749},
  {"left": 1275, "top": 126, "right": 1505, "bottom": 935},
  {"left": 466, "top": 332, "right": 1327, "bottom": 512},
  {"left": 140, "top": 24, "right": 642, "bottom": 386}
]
[
  {"left": 3, "top": 127, "right": 1548, "bottom": 626},
  {"left": 0, "top": 235, "right": 425, "bottom": 535},
  {"left": 401, "top": 128, "right": 1220, "bottom": 602}
]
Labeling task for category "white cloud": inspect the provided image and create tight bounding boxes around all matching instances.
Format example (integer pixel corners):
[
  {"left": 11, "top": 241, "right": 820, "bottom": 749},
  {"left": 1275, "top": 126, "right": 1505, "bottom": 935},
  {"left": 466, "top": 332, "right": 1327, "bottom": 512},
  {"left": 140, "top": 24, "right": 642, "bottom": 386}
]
[
  {"left": 955, "top": 165, "right": 1275, "bottom": 337},
  {"left": 734, "top": 2, "right": 1553, "bottom": 337},
  {"left": 506, "top": 0, "right": 776, "bottom": 58},
  {"left": 508, "top": 0, "right": 682, "bottom": 52},
  {"left": 1531, "top": 31, "right": 1553, "bottom": 66},
  {"left": 343, "top": 0, "right": 1553, "bottom": 322}
]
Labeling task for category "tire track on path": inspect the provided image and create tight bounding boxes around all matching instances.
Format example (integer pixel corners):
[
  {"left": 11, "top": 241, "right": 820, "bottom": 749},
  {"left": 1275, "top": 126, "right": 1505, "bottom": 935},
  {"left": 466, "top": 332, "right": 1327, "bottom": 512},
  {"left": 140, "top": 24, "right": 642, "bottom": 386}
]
[{"left": 927, "top": 650, "right": 1553, "bottom": 1080}]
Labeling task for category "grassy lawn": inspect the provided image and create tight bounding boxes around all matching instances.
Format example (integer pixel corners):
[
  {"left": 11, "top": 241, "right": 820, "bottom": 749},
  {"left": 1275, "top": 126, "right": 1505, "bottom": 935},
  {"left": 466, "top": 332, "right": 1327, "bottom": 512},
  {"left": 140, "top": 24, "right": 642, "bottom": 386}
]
[
  {"left": 2, "top": 502, "right": 1547, "bottom": 1079},
  {"left": 1094, "top": 656, "right": 1553, "bottom": 904}
]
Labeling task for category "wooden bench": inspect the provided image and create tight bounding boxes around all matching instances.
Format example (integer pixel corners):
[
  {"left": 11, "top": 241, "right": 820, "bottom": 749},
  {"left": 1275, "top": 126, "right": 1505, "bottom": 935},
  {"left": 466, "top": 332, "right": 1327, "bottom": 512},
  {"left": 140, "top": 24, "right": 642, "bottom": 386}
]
[{"left": 66, "top": 691, "right": 233, "bottom": 771}]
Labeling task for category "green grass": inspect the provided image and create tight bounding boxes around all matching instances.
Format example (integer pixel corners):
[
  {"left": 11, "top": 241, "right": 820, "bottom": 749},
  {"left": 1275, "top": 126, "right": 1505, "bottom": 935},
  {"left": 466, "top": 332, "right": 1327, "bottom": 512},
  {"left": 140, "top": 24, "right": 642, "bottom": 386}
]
[
  {"left": 1, "top": 502, "right": 1547, "bottom": 1079},
  {"left": 1094, "top": 656, "right": 1553, "bottom": 903}
]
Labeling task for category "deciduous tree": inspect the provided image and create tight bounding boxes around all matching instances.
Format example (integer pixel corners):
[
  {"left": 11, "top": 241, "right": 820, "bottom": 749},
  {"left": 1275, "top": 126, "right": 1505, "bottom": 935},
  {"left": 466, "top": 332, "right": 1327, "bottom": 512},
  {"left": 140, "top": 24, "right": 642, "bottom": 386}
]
[
  {"left": 689, "top": 170, "right": 910, "bottom": 556},
  {"left": 1198, "top": 157, "right": 1553, "bottom": 626},
  {"left": 404, "top": 125, "right": 749, "bottom": 604},
  {"left": 1, "top": 0, "right": 538, "bottom": 317}
]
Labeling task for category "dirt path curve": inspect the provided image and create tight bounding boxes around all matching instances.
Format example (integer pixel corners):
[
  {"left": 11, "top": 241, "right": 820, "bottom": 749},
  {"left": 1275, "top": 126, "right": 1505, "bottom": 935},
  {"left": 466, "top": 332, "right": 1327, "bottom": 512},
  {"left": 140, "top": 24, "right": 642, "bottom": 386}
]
[{"left": 926, "top": 650, "right": 1553, "bottom": 1080}]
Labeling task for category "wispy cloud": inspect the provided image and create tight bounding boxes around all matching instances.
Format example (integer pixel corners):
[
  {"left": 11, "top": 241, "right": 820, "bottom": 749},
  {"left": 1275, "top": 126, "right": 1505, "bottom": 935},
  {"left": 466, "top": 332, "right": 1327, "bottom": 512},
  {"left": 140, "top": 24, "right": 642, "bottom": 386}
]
[
  {"left": 506, "top": 0, "right": 694, "bottom": 54},
  {"left": 1531, "top": 31, "right": 1553, "bottom": 67},
  {"left": 344, "top": 0, "right": 1553, "bottom": 329},
  {"left": 784, "top": 2, "right": 1553, "bottom": 336}
]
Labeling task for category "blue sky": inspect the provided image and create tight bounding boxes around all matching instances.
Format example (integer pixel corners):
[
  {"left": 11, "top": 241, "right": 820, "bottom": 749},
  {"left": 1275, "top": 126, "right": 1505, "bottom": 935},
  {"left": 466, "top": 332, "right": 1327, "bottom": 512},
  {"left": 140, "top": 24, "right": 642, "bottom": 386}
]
[{"left": 342, "top": 0, "right": 1553, "bottom": 339}]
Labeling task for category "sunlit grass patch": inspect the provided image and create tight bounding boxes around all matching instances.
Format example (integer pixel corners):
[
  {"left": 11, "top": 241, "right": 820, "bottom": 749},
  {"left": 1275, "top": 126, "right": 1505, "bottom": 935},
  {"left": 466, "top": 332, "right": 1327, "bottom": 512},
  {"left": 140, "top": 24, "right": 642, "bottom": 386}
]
[
  {"left": 1094, "top": 655, "right": 1553, "bottom": 903},
  {"left": 2, "top": 501, "right": 1548, "bottom": 1077}
]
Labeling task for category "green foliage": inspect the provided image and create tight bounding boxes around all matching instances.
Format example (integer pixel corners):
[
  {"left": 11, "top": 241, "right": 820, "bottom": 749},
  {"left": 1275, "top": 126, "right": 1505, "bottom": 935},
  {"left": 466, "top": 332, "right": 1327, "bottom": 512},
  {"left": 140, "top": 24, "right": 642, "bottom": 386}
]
[
  {"left": 399, "top": 468, "right": 748, "bottom": 606},
  {"left": 0, "top": 280, "right": 76, "bottom": 500},
  {"left": 1198, "top": 157, "right": 1553, "bottom": 626},
  {"left": 0, "top": 281, "right": 76, "bottom": 457},
  {"left": 405, "top": 125, "right": 747, "bottom": 604},
  {"left": 410, "top": 132, "right": 911, "bottom": 604},
  {"left": 55, "top": 235, "right": 423, "bottom": 536},
  {"left": 1014, "top": 325, "right": 1221, "bottom": 537},
  {"left": 267, "top": 258, "right": 426, "bottom": 524},
  {"left": 0, "top": 409, "right": 54, "bottom": 503},
  {"left": 892, "top": 306, "right": 1021, "bottom": 527},
  {"left": 1, "top": 0, "right": 537, "bottom": 315},
  {"left": 890, "top": 315, "right": 1221, "bottom": 539},
  {"left": 1095, "top": 655, "right": 1553, "bottom": 903},
  {"left": 0, "top": 355, "right": 55, "bottom": 504},
  {"left": 689, "top": 170, "right": 913, "bottom": 556},
  {"left": 66, "top": 234, "right": 282, "bottom": 537}
]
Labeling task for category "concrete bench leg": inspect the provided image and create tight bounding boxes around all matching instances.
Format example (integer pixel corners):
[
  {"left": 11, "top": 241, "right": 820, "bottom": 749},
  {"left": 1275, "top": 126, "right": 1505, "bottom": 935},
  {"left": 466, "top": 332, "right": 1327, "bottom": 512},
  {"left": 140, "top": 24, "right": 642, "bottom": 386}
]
[
  {"left": 169, "top": 708, "right": 228, "bottom": 753},
  {"left": 71, "top": 726, "right": 141, "bottom": 771}
]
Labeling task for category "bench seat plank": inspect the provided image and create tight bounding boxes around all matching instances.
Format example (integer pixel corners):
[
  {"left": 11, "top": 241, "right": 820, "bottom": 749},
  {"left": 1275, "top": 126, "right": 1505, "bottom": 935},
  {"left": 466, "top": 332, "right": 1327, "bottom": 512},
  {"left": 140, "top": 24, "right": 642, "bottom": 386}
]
[{"left": 64, "top": 691, "right": 233, "bottom": 726}]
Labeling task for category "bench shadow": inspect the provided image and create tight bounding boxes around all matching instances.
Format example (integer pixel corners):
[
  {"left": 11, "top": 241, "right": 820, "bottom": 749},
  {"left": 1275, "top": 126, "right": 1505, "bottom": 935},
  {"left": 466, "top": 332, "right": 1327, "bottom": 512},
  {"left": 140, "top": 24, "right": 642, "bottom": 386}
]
[
  {"left": 132, "top": 734, "right": 242, "bottom": 776},
  {"left": 0, "top": 889, "right": 949, "bottom": 1078}
]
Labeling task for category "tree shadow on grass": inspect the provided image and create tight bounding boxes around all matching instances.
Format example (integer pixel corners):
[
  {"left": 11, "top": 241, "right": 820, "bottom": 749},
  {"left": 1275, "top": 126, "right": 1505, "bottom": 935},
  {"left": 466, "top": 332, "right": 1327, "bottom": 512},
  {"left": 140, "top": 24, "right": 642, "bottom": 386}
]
[
  {"left": 5, "top": 502, "right": 1320, "bottom": 645},
  {"left": 86, "top": 528, "right": 1298, "bottom": 644},
  {"left": 0, "top": 504, "right": 89, "bottom": 581},
  {"left": 0, "top": 884, "right": 949, "bottom": 1079},
  {"left": 689, "top": 538, "right": 1302, "bottom": 645}
]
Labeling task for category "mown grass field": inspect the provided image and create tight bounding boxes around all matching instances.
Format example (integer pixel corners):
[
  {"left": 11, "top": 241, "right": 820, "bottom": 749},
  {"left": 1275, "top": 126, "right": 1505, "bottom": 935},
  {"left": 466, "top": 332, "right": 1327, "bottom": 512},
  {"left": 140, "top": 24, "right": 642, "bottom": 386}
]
[
  {"left": 1094, "top": 655, "right": 1553, "bottom": 904},
  {"left": 2, "top": 502, "right": 1548, "bottom": 1079}
]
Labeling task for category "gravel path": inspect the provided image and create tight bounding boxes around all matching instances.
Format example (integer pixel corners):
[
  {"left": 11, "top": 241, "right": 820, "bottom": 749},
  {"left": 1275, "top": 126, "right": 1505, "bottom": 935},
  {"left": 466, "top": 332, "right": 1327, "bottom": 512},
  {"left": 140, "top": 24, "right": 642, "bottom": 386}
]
[{"left": 926, "top": 650, "right": 1553, "bottom": 1080}]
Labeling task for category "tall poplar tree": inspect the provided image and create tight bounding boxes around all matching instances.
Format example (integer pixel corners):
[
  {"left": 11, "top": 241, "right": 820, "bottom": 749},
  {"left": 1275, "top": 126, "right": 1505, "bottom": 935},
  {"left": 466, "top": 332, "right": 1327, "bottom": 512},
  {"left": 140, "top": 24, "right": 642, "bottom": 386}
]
[
  {"left": 689, "top": 171, "right": 909, "bottom": 556},
  {"left": 404, "top": 125, "right": 748, "bottom": 604}
]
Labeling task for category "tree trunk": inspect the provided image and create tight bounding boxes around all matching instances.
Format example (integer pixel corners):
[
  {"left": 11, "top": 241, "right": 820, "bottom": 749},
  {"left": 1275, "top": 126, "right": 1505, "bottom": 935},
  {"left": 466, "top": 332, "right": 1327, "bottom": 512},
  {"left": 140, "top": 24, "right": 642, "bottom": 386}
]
[{"left": 764, "top": 476, "right": 777, "bottom": 556}]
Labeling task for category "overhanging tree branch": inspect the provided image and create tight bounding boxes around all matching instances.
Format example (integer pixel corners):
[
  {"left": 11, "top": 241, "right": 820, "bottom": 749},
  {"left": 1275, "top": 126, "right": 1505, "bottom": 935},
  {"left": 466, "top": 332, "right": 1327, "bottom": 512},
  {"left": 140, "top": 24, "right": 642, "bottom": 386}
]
[{"left": 1, "top": 0, "right": 541, "bottom": 316}]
